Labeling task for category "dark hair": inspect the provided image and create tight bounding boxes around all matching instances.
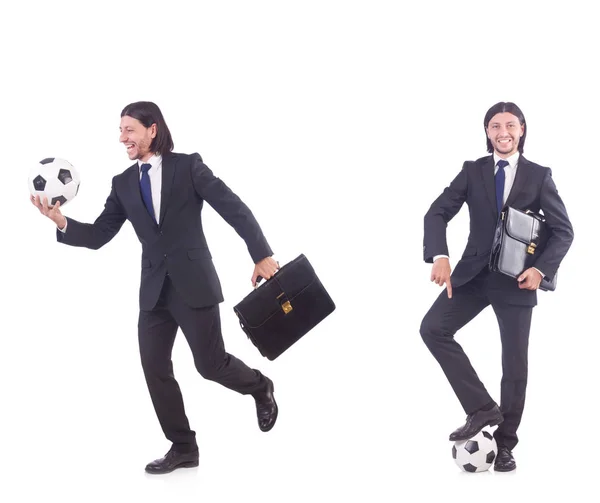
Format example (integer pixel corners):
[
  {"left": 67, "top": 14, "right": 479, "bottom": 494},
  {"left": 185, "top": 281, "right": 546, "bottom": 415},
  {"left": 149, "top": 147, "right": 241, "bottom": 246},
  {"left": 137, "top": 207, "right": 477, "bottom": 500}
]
[
  {"left": 484, "top": 102, "right": 527, "bottom": 154},
  {"left": 120, "top": 101, "right": 174, "bottom": 156}
]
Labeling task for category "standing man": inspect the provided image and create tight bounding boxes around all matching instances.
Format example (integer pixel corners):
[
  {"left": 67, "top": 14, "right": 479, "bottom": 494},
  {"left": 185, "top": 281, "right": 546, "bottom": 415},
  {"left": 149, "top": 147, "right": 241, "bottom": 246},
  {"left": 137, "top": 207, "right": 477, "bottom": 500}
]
[
  {"left": 420, "top": 102, "right": 573, "bottom": 471},
  {"left": 31, "top": 101, "right": 280, "bottom": 474}
]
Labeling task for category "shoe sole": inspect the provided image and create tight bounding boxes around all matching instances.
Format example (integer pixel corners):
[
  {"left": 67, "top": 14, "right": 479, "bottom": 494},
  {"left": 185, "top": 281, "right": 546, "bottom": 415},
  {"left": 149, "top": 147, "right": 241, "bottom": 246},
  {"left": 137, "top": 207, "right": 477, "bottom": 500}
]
[
  {"left": 494, "top": 464, "right": 516, "bottom": 472},
  {"left": 145, "top": 460, "right": 199, "bottom": 475},
  {"left": 449, "top": 417, "right": 504, "bottom": 442}
]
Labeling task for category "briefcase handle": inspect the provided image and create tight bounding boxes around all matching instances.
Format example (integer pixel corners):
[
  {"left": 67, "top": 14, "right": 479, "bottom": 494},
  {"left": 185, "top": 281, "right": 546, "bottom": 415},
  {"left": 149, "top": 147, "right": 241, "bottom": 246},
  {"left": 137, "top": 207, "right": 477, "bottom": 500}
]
[
  {"left": 252, "top": 263, "right": 293, "bottom": 314},
  {"left": 254, "top": 261, "right": 281, "bottom": 289},
  {"left": 503, "top": 207, "right": 545, "bottom": 224},
  {"left": 525, "top": 209, "right": 545, "bottom": 223}
]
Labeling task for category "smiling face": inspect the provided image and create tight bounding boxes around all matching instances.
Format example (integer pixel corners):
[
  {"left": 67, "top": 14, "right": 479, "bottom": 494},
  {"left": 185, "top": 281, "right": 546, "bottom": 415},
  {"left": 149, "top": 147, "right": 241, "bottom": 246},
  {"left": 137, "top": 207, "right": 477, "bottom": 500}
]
[
  {"left": 486, "top": 112, "right": 524, "bottom": 158},
  {"left": 119, "top": 115, "right": 157, "bottom": 162}
]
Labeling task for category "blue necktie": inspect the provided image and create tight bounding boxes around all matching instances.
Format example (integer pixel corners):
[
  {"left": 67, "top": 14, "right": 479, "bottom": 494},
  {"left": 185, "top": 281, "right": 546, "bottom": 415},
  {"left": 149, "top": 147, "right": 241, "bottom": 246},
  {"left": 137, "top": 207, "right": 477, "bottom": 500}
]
[
  {"left": 495, "top": 159, "right": 508, "bottom": 215},
  {"left": 140, "top": 163, "right": 156, "bottom": 223}
]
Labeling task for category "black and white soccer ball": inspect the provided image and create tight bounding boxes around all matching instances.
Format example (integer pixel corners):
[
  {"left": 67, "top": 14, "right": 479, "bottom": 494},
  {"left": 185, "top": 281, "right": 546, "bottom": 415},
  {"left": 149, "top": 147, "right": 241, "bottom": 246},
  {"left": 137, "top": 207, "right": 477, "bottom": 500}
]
[
  {"left": 452, "top": 429, "right": 497, "bottom": 473},
  {"left": 28, "top": 157, "right": 80, "bottom": 207}
]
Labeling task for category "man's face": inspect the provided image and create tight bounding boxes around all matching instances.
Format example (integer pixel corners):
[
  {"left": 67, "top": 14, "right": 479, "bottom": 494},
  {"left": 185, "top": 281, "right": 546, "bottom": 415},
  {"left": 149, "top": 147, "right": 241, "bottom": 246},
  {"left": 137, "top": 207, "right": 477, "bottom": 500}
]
[
  {"left": 119, "top": 115, "right": 156, "bottom": 162},
  {"left": 486, "top": 112, "right": 524, "bottom": 157}
]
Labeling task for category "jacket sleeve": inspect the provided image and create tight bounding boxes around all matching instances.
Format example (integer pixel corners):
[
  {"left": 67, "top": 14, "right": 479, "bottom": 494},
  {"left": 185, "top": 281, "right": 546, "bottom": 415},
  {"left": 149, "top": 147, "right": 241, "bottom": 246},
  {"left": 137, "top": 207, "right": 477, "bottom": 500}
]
[
  {"left": 56, "top": 177, "right": 127, "bottom": 250},
  {"left": 190, "top": 153, "right": 273, "bottom": 263},
  {"left": 423, "top": 163, "right": 468, "bottom": 262},
  {"left": 532, "top": 168, "right": 574, "bottom": 280}
]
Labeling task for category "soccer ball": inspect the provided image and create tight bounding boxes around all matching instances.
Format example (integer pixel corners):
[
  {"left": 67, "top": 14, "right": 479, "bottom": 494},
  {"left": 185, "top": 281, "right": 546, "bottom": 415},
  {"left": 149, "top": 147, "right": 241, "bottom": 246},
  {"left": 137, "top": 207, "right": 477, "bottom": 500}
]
[
  {"left": 28, "top": 157, "right": 80, "bottom": 207},
  {"left": 452, "top": 429, "right": 497, "bottom": 473}
]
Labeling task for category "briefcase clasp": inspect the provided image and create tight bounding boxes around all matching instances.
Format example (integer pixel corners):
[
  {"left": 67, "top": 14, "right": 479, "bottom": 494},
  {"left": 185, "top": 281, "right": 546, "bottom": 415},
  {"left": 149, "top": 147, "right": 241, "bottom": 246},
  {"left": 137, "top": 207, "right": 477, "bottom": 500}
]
[
  {"left": 527, "top": 243, "right": 536, "bottom": 254},
  {"left": 281, "top": 301, "right": 293, "bottom": 314}
]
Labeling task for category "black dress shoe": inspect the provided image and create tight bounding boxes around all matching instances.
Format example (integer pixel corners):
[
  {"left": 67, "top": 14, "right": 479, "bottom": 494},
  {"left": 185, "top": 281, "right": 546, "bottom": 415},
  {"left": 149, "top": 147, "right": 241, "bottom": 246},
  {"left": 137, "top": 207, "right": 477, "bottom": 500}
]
[
  {"left": 449, "top": 405, "right": 503, "bottom": 441},
  {"left": 145, "top": 448, "right": 199, "bottom": 474},
  {"left": 253, "top": 376, "right": 278, "bottom": 432},
  {"left": 494, "top": 446, "right": 516, "bottom": 472}
]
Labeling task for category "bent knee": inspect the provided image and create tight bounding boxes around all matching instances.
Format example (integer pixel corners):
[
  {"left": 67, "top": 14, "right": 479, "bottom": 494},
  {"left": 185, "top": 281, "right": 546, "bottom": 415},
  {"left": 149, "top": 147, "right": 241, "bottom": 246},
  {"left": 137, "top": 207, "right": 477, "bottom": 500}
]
[
  {"left": 420, "top": 313, "right": 442, "bottom": 342},
  {"left": 194, "top": 355, "right": 228, "bottom": 381}
]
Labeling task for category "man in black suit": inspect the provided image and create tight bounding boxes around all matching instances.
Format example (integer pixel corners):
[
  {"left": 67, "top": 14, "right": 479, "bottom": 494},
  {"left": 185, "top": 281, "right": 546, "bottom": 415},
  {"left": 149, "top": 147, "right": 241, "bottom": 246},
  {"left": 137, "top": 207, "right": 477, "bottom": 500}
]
[
  {"left": 31, "top": 101, "right": 280, "bottom": 474},
  {"left": 420, "top": 102, "right": 573, "bottom": 471}
]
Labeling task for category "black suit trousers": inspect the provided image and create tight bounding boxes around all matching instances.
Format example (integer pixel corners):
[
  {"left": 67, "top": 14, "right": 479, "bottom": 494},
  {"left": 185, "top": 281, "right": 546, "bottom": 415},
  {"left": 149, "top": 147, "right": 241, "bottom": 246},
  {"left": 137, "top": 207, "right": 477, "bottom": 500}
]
[
  {"left": 138, "top": 276, "right": 266, "bottom": 452},
  {"left": 420, "top": 268, "right": 533, "bottom": 450}
]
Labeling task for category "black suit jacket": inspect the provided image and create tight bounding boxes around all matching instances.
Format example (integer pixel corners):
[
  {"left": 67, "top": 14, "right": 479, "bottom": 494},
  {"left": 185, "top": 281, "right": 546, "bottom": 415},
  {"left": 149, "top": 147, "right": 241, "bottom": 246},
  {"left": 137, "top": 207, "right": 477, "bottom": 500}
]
[
  {"left": 423, "top": 155, "right": 574, "bottom": 306},
  {"left": 57, "top": 152, "right": 273, "bottom": 310}
]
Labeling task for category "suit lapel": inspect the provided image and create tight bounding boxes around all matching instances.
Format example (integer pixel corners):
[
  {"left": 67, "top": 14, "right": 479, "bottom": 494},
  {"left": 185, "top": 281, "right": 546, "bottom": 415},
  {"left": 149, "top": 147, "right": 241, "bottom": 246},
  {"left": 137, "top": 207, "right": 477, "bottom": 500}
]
[
  {"left": 158, "top": 153, "right": 177, "bottom": 228},
  {"left": 504, "top": 155, "right": 531, "bottom": 209},
  {"left": 480, "top": 156, "right": 497, "bottom": 216}
]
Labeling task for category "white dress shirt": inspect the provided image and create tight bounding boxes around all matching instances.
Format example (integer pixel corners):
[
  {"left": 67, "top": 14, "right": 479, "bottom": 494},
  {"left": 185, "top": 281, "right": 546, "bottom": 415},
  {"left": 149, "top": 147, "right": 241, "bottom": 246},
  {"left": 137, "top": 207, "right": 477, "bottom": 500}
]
[
  {"left": 139, "top": 154, "right": 163, "bottom": 224},
  {"left": 493, "top": 151, "right": 519, "bottom": 206},
  {"left": 58, "top": 153, "right": 163, "bottom": 232},
  {"left": 433, "top": 152, "right": 545, "bottom": 279}
]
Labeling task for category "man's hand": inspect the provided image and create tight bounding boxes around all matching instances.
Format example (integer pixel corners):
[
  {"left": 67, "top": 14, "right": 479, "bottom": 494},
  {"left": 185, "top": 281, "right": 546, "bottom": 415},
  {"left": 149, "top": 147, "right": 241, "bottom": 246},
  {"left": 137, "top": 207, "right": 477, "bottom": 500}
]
[
  {"left": 431, "top": 257, "right": 453, "bottom": 298},
  {"left": 252, "top": 256, "right": 280, "bottom": 287},
  {"left": 31, "top": 195, "right": 67, "bottom": 229},
  {"left": 518, "top": 267, "right": 543, "bottom": 290}
]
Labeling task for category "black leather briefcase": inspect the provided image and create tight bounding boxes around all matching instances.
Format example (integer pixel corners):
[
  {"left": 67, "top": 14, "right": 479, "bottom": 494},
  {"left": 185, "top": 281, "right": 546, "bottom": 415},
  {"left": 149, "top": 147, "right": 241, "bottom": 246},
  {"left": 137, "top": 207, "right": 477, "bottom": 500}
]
[
  {"left": 233, "top": 254, "right": 336, "bottom": 360},
  {"left": 489, "top": 206, "right": 556, "bottom": 291}
]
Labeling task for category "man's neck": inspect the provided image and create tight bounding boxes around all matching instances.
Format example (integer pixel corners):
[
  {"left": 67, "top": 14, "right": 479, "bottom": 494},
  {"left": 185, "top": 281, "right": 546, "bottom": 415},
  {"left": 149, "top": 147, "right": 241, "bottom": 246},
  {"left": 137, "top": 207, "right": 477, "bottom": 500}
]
[{"left": 495, "top": 150, "right": 517, "bottom": 160}]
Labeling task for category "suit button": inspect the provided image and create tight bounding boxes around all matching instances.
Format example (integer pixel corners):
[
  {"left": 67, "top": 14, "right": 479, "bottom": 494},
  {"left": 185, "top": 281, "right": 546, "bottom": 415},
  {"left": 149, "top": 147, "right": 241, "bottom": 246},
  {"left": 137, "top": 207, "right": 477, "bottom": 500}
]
[
  {"left": 160, "top": 231, "right": 163, "bottom": 235},
  {"left": 164, "top": 254, "right": 167, "bottom": 258}
]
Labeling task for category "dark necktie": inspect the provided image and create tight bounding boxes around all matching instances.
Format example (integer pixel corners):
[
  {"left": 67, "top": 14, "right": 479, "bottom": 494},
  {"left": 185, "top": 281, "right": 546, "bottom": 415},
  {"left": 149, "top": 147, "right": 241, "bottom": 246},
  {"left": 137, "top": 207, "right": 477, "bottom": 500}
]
[
  {"left": 140, "top": 163, "right": 156, "bottom": 223},
  {"left": 495, "top": 159, "right": 509, "bottom": 214}
]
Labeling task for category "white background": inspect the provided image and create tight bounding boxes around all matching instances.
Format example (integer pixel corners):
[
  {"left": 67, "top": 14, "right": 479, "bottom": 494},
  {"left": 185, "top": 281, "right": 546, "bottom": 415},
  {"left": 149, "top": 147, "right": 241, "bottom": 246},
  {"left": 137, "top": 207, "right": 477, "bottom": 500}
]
[{"left": 1, "top": 1, "right": 598, "bottom": 501}]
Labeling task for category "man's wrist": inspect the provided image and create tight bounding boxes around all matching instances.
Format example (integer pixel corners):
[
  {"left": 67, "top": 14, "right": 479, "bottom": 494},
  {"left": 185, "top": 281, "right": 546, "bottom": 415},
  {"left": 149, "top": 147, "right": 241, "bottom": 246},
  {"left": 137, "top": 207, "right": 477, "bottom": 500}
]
[{"left": 533, "top": 267, "right": 544, "bottom": 279}]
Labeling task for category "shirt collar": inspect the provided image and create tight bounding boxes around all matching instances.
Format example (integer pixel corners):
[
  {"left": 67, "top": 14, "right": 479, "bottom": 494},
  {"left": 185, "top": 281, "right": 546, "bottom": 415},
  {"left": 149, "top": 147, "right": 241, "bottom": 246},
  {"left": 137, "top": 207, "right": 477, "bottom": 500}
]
[
  {"left": 137, "top": 153, "right": 162, "bottom": 171},
  {"left": 494, "top": 151, "right": 519, "bottom": 169}
]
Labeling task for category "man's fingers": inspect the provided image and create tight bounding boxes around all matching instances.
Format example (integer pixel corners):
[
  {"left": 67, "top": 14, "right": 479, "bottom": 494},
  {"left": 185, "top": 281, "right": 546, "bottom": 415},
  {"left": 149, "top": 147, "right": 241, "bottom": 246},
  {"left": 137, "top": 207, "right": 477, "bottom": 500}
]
[
  {"left": 518, "top": 271, "right": 532, "bottom": 289},
  {"left": 32, "top": 195, "right": 43, "bottom": 213},
  {"left": 446, "top": 279, "right": 453, "bottom": 299},
  {"left": 518, "top": 269, "right": 541, "bottom": 290},
  {"left": 252, "top": 270, "right": 270, "bottom": 286},
  {"left": 519, "top": 279, "right": 531, "bottom": 290},
  {"left": 51, "top": 200, "right": 62, "bottom": 218}
]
